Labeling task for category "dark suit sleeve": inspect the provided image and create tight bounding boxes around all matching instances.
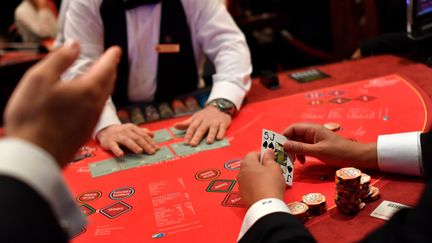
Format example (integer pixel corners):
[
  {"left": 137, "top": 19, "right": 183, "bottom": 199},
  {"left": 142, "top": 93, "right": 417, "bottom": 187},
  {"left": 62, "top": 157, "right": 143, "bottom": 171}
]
[
  {"left": 239, "top": 212, "right": 316, "bottom": 243},
  {"left": 360, "top": 131, "right": 432, "bottom": 243},
  {"left": 0, "top": 175, "right": 68, "bottom": 243}
]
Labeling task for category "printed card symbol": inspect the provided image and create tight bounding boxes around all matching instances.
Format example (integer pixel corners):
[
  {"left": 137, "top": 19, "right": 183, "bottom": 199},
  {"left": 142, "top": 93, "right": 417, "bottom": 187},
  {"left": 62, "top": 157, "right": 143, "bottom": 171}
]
[
  {"left": 268, "top": 142, "right": 274, "bottom": 149},
  {"left": 262, "top": 141, "right": 268, "bottom": 149},
  {"left": 100, "top": 201, "right": 132, "bottom": 219},
  {"left": 287, "top": 166, "right": 293, "bottom": 173}
]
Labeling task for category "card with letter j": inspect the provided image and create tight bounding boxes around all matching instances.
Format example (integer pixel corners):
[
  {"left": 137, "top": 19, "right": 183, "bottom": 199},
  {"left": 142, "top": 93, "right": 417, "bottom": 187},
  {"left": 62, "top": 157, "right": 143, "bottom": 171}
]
[{"left": 261, "top": 129, "right": 294, "bottom": 186}]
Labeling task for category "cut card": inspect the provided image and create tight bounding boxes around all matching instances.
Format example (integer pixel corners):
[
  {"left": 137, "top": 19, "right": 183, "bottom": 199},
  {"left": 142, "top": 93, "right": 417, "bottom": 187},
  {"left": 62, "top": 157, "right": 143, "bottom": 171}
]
[{"left": 261, "top": 129, "right": 294, "bottom": 186}]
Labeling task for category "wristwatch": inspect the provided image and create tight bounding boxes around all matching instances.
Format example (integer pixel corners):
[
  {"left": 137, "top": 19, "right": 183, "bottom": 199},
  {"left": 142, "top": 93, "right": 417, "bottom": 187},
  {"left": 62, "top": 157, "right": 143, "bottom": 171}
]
[{"left": 206, "top": 98, "right": 237, "bottom": 117}]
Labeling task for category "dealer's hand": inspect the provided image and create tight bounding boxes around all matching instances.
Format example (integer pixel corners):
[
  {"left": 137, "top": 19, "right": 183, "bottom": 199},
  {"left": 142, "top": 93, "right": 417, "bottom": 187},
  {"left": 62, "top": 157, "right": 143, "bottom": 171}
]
[
  {"left": 96, "top": 123, "right": 159, "bottom": 157},
  {"left": 237, "top": 149, "right": 286, "bottom": 208},
  {"left": 4, "top": 42, "right": 121, "bottom": 168},
  {"left": 174, "top": 106, "right": 231, "bottom": 146},
  {"left": 283, "top": 122, "right": 378, "bottom": 170}
]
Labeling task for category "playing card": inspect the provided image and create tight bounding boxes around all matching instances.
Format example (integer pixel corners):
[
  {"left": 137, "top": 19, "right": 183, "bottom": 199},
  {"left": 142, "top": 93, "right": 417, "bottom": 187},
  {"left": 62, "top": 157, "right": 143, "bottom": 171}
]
[
  {"left": 370, "top": 200, "right": 411, "bottom": 221},
  {"left": 261, "top": 129, "right": 294, "bottom": 186},
  {"left": 153, "top": 129, "right": 173, "bottom": 143},
  {"left": 118, "top": 146, "right": 175, "bottom": 169},
  {"left": 171, "top": 138, "right": 230, "bottom": 156},
  {"left": 170, "top": 127, "right": 187, "bottom": 138},
  {"left": 89, "top": 146, "right": 175, "bottom": 177},
  {"left": 89, "top": 159, "right": 120, "bottom": 178}
]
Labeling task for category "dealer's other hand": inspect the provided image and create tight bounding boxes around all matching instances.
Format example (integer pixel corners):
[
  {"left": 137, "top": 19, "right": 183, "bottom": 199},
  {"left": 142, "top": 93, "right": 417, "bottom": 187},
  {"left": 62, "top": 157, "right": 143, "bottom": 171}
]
[{"left": 174, "top": 105, "right": 231, "bottom": 146}]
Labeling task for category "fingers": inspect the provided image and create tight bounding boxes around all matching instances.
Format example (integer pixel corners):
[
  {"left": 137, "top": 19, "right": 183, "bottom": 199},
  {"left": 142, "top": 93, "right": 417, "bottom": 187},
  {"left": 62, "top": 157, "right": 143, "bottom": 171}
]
[
  {"left": 241, "top": 152, "right": 260, "bottom": 169},
  {"left": 206, "top": 124, "right": 218, "bottom": 144},
  {"left": 174, "top": 118, "right": 191, "bottom": 131},
  {"left": 105, "top": 140, "right": 124, "bottom": 157},
  {"left": 132, "top": 126, "right": 158, "bottom": 150},
  {"left": 30, "top": 41, "right": 81, "bottom": 85},
  {"left": 262, "top": 149, "right": 277, "bottom": 167},
  {"left": 216, "top": 123, "right": 227, "bottom": 140},
  {"left": 284, "top": 140, "right": 315, "bottom": 157},
  {"left": 77, "top": 46, "right": 122, "bottom": 103},
  {"left": 183, "top": 119, "right": 202, "bottom": 145}
]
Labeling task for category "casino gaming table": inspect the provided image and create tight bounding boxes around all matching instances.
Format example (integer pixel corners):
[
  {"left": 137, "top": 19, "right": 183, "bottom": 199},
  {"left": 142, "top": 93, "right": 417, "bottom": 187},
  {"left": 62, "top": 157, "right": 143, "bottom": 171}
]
[{"left": 64, "top": 72, "right": 431, "bottom": 243}]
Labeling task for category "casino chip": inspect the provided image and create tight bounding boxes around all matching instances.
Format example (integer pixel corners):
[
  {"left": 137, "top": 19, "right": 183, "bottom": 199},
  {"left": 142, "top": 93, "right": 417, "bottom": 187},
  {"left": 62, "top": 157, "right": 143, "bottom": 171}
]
[
  {"left": 364, "top": 186, "right": 380, "bottom": 202},
  {"left": 117, "top": 109, "right": 130, "bottom": 123},
  {"left": 302, "top": 193, "right": 327, "bottom": 215},
  {"left": 287, "top": 201, "right": 309, "bottom": 223},
  {"left": 335, "top": 167, "right": 363, "bottom": 214},
  {"left": 359, "top": 173, "right": 372, "bottom": 199},
  {"left": 130, "top": 107, "right": 146, "bottom": 124},
  {"left": 324, "top": 122, "right": 341, "bottom": 131}
]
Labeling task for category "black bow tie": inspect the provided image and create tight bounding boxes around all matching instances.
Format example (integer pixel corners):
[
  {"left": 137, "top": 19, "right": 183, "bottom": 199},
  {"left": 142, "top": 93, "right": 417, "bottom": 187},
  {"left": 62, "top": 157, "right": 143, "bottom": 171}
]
[{"left": 123, "top": 0, "right": 161, "bottom": 10}]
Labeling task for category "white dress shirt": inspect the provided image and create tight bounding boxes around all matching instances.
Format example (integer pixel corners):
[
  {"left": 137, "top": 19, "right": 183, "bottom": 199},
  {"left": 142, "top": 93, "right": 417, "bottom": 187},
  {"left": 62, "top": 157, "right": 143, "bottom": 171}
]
[
  {"left": 54, "top": 0, "right": 72, "bottom": 47},
  {"left": 63, "top": 0, "right": 252, "bottom": 134},
  {"left": 237, "top": 131, "right": 424, "bottom": 241},
  {"left": 0, "top": 138, "right": 86, "bottom": 238},
  {"left": 15, "top": 1, "right": 57, "bottom": 42}
]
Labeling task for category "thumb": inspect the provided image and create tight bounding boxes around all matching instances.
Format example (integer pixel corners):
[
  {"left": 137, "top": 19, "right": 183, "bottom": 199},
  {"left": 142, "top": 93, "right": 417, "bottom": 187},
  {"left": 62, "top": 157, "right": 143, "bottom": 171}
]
[
  {"left": 30, "top": 41, "right": 81, "bottom": 85},
  {"left": 262, "top": 149, "right": 277, "bottom": 167},
  {"left": 174, "top": 117, "right": 192, "bottom": 130},
  {"left": 284, "top": 140, "right": 315, "bottom": 157}
]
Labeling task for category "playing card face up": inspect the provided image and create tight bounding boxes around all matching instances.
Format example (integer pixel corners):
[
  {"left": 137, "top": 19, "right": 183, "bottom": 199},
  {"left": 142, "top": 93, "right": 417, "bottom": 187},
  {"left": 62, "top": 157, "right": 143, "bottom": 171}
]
[{"left": 261, "top": 129, "right": 294, "bottom": 186}]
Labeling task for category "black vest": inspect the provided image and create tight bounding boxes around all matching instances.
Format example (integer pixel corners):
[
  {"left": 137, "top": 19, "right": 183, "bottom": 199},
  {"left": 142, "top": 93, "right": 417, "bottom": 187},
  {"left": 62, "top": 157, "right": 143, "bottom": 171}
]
[{"left": 100, "top": 0, "right": 199, "bottom": 107}]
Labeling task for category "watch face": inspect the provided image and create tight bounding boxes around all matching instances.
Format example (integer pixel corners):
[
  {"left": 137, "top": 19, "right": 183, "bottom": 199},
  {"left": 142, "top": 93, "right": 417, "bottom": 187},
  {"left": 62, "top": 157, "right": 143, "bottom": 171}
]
[{"left": 218, "top": 99, "right": 233, "bottom": 109}]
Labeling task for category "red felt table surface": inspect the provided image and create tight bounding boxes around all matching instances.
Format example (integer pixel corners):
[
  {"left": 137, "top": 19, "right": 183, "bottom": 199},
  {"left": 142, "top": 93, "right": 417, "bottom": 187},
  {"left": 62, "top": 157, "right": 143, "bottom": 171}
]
[
  {"left": 64, "top": 68, "right": 431, "bottom": 243},
  {"left": 0, "top": 56, "right": 432, "bottom": 242}
]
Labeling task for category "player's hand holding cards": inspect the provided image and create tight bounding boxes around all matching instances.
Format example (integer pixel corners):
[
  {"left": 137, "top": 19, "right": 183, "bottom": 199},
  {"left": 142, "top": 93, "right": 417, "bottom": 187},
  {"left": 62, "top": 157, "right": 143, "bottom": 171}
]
[{"left": 261, "top": 129, "right": 294, "bottom": 186}]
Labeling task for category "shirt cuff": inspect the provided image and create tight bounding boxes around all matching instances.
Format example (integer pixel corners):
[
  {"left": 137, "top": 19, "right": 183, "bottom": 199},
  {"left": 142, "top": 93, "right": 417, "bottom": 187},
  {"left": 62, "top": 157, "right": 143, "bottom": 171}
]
[
  {"left": 207, "top": 76, "right": 251, "bottom": 110},
  {"left": 0, "top": 138, "right": 87, "bottom": 238},
  {"left": 93, "top": 97, "right": 121, "bottom": 138},
  {"left": 377, "top": 131, "right": 423, "bottom": 176},
  {"left": 237, "top": 198, "right": 290, "bottom": 241}
]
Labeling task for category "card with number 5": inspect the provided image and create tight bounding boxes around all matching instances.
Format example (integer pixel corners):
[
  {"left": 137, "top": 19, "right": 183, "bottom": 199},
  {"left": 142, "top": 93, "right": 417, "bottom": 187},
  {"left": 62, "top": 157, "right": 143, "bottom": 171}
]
[{"left": 261, "top": 129, "right": 294, "bottom": 186}]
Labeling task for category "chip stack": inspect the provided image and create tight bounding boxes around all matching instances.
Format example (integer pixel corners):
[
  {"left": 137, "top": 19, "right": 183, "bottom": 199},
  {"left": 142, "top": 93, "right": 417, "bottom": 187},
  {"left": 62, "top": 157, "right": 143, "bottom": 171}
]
[
  {"left": 130, "top": 107, "right": 146, "bottom": 125},
  {"left": 287, "top": 201, "right": 309, "bottom": 223},
  {"left": 117, "top": 109, "right": 130, "bottom": 124},
  {"left": 184, "top": 96, "right": 201, "bottom": 112},
  {"left": 364, "top": 186, "right": 380, "bottom": 202},
  {"left": 335, "top": 167, "right": 365, "bottom": 214},
  {"left": 158, "top": 102, "right": 174, "bottom": 119},
  {"left": 172, "top": 99, "right": 188, "bottom": 116},
  {"left": 144, "top": 105, "right": 160, "bottom": 122},
  {"left": 359, "top": 173, "right": 371, "bottom": 200},
  {"left": 302, "top": 193, "right": 327, "bottom": 215}
]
